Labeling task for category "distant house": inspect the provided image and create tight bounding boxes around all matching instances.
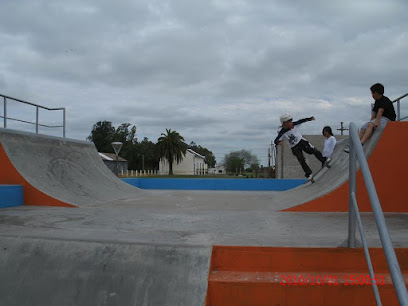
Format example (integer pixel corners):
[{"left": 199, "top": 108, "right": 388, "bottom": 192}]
[
  {"left": 208, "top": 165, "right": 226, "bottom": 175},
  {"left": 99, "top": 152, "right": 128, "bottom": 174},
  {"left": 159, "top": 149, "right": 208, "bottom": 175}
]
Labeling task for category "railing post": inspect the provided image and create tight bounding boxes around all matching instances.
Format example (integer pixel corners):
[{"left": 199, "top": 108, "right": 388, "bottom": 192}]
[
  {"left": 63, "top": 108, "right": 66, "bottom": 138},
  {"left": 35, "top": 106, "right": 39, "bottom": 134},
  {"left": 397, "top": 99, "right": 400, "bottom": 121},
  {"left": 3, "top": 96, "right": 6, "bottom": 128},
  {"left": 347, "top": 133, "right": 357, "bottom": 248}
]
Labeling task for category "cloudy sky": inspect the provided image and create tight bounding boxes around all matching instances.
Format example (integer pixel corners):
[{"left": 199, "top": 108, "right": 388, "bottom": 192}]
[{"left": 1, "top": 0, "right": 407, "bottom": 166}]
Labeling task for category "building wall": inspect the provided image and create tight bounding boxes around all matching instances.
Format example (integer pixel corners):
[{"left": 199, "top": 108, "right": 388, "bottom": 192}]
[
  {"left": 159, "top": 152, "right": 207, "bottom": 175},
  {"left": 103, "top": 160, "right": 128, "bottom": 174},
  {"left": 275, "top": 135, "right": 348, "bottom": 178},
  {"left": 208, "top": 166, "right": 226, "bottom": 175}
]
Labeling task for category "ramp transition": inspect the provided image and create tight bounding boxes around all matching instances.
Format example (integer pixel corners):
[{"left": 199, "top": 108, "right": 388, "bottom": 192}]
[
  {"left": 0, "top": 128, "right": 142, "bottom": 207},
  {"left": 0, "top": 122, "right": 406, "bottom": 212},
  {"left": 284, "top": 121, "right": 408, "bottom": 212}
]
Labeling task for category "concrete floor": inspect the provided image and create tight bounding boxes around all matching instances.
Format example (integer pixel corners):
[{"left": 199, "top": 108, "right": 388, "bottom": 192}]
[{"left": 1, "top": 194, "right": 407, "bottom": 248}]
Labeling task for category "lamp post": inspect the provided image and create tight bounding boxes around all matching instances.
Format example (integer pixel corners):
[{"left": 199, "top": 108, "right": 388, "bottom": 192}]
[{"left": 111, "top": 142, "right": 123, "bottom": 176}]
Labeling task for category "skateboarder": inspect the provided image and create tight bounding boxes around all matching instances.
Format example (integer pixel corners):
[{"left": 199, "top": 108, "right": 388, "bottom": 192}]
[{"left": 274, "top": 114, "right": 330, "bottom": 181}]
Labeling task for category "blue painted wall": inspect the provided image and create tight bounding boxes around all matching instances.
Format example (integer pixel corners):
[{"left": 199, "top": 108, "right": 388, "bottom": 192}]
[
  {"left": 0, "top": 185, "right": 23, "bottom": 208},
  {"left": 122, "top": 178, "right": 306, "bottom": 191}
]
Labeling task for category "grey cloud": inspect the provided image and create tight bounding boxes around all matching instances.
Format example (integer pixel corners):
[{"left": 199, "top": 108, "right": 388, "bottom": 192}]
[{"left": 1, "top": 0, "right": 408, "bottom": 166}]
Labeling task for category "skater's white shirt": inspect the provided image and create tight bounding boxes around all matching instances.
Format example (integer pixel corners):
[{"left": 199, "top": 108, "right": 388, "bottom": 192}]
[
  {"left": 277, "top": 127, "right": 306, "bottom": 148},
  {"left": 323, "top": 136, "right": 337, "bottom": 158}
]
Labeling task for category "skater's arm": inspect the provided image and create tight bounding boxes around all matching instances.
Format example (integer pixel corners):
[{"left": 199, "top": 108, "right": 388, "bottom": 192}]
[
  {"left": 293, "top": 116, "right": 314, "bottom": 126},
  {"left": 374, "top": 108, "right": 384, "bottom": 128},
  {"left": 274, "top": 129, "right": 287, "bottom": 145}
]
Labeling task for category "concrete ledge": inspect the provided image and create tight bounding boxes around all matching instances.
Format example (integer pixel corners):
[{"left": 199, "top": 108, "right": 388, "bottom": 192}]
[
  {"left": 0, "top": 185, "right": 23, "bottom": 208},
  {"left": 0, "top": 237, "right": 211, "bottom": 306}
]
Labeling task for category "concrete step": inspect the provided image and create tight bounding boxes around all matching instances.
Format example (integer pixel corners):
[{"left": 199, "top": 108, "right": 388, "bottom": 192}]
[
  {"left": 206, "top": 246, "right": 408, "bottom": 306},
  {"left": 0, "top": 184, "right": 23, "bottom": 208}
]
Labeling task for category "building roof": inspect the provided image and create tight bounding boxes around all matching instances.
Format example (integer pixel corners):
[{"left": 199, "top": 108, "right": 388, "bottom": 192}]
[
  {"left": 99, "top": 152, "right": 127, "bottom": 162},
  {"left": 187, "top": 149, "right": 205, "bottom": 159}
]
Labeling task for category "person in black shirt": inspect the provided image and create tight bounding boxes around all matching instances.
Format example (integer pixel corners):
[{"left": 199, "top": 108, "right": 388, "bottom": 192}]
[{"left": 346, "top": 83, "right": 396, "bottom": 152}]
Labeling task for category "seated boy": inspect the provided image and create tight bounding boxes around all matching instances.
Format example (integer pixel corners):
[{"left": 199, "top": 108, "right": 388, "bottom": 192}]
[
  {"left": 274, "top": 114, "right": 330, "bottom": 180},
  {"left": 345, "top": 83, "right": 396, "bottom": 152}
]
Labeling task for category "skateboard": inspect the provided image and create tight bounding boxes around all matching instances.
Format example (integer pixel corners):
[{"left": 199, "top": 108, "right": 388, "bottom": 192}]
[{"left": 308, "top": 159, "right": 332, "bottom": 184}]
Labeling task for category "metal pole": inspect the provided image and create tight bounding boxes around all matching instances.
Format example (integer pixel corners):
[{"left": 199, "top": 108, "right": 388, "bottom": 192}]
[
  {"left": 397, "top": 100, "right": 400, "bottom": 121},
  {"left": 349, "top": 123, "right": 408, "bottom": 304},
  {"left": 347, "top": 138, "right": 357, "bottom": 247},
  {"left": 116, "top": 153, "right": 119, "bottom": 177},
  {"left": 351, "top": 192, "right": 382, "bottom": 305},
  {"left": 63, "top": 108, "right": 66, "bottom": 138},
  {"left": 36, "top": 106, "right": 39, "bottom": 134},
  {"left": 3, "top": 96, "right": 6, "bottom": 128}
]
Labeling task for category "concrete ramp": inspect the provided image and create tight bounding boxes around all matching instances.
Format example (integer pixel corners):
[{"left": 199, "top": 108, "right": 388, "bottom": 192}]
[
  {"left": 0, "top": 123, "right": 406, "bottom": 212},
  {"left": 282, "top": 121, "right": 408, "bottom": 212},
  {"left": 0, "top": 128, "right": 142, "bottom": 207}
]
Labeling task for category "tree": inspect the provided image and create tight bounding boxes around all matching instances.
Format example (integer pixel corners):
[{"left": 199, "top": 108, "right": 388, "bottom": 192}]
[
  {"left": 137, "top": 137, "right": 159, "bottom": 170},
  {"left": 223, "top": 150, "right": 259, "bottom": 175},
  {"left": 115, "top": 123, "right": 137, "bottom": 144},
  {"left": 157, "top": 129, "right": 187, "bottom": 175},
  {"left": 112, "top": 123, "right": 137, "bottom": 164},
  {"left": 88, "top": 121, "right": 142, "bottom": 169},
  {"left": 188, "top": 141, "right": 216, "bottom": 167},
  {"left": 87, "top": 121, "right": 116, "bottom": 153}
]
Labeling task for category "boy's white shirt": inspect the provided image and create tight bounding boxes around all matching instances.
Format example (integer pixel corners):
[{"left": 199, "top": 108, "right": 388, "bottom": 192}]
[
  {"left": 278, "top": 126, "right": 306, "bottom": 148},
  {"left": 323, "top": 136, "right": 337, "bottom": 157}
]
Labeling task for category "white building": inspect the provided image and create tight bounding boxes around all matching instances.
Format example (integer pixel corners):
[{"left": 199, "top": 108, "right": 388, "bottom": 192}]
[
  {"left": 159, "top": 149, "right": 208, "bottom": 175},
  {"left": 208, "top": 165, "right": 226, "bottom": 175}
]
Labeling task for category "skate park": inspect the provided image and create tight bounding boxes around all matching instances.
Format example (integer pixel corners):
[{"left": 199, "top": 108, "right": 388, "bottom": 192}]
[{"left": 0, "top": 96, "right": 408, "bottom": 305}]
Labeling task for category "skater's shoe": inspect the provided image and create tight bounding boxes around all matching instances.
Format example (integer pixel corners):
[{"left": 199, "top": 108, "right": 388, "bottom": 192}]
[
  {"left": 324, "top": 157, "right": 331, "bottom": 167},
  {"left": 307, "top": 174, "right": 314, "bottom": 182}
]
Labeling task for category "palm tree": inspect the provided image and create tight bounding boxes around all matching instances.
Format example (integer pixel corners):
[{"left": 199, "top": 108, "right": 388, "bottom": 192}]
[{"left": 157, "top": 129, "right": 187, "bottom": 175}]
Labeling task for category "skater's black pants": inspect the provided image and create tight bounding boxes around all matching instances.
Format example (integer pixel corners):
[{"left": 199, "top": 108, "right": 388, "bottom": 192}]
[{"left": 291, "top": 139, "right": 326, "bottom": 177}]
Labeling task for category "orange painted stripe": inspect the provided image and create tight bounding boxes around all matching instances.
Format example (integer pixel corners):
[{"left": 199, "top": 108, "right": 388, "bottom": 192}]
[
  {"left": 284, "top": 121, "right": 408, "bottom": 212},
  {"left": 207, "top": 246, "right": 408, "bottom": 306},
  {"left": 0, "top": 142, "right": 76, "bottom": 207},
  {"left": 210, "top": 246, "right": 408, "bottom": 273}
]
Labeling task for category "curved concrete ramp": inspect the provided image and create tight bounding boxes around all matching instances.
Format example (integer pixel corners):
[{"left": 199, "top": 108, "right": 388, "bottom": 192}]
[
  {"left": 283, "top": 121, "right": 408, "bottom": 212},
  {"left": 0, "top": 123, "right": 406, "bottom": 212},
  {"left": 0, "top": 128, "right": 142, "bottom": 207}
]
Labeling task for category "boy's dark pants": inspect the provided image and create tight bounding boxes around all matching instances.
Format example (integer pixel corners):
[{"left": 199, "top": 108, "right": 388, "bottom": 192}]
[{"left": 291, "top": 139, "right": 326, "bottom": 177}]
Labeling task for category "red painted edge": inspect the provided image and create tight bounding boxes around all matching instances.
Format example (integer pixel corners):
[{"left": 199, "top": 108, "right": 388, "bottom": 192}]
[{"left": 0, "top": 142, "right": 76, "bottom": 207}]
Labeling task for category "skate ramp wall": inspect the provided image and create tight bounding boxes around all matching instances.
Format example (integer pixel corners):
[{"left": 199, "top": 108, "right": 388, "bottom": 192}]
[
  {"left": 284, "top": 121, "right": 408, "bottom": 212},
  {"left": 0, "top": 128, "right": 141, "bottom": 207},
  {"left": 0, "top": 236, "right": 210, "bottom": 306}
]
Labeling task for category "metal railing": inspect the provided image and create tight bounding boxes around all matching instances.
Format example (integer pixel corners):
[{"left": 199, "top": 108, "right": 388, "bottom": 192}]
[
  {"left": 0, "top": 94, "right": 66, "bottom": 137},
  {"left": 347, "top": 122, "right": 408, "bottom": 305},
  {"left": 393, "top": 92, "right": 408, "bottom": 121}
]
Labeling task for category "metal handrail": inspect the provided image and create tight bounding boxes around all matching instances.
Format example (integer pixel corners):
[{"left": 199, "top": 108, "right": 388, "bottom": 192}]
[
  {"left": 392, "top": 92, "right": 408, "bottom": 121},
  {"left": 350, "top": 192, "right": 382, "bottom": 305},
  {"left": 347, "top": 122, "right": 408, "bottom": 305},
  {"left": 1, "top": 94, "right": 66, "bottom": 137}
]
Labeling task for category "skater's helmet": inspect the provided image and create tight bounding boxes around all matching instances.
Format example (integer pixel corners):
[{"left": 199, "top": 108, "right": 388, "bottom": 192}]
[{"left": 280, "top": 113, "right": 293, "bottom": 124}]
